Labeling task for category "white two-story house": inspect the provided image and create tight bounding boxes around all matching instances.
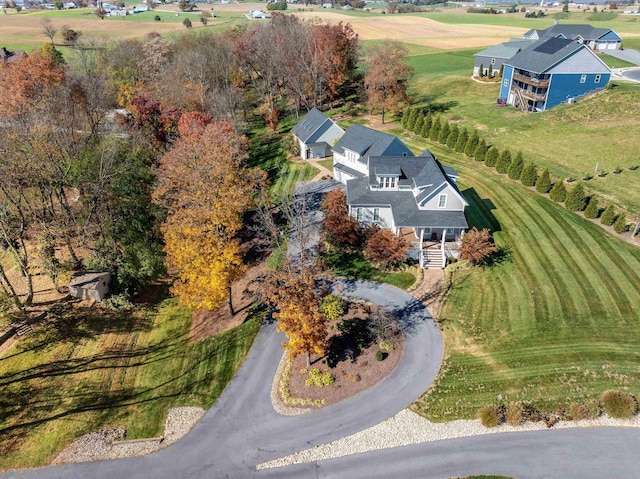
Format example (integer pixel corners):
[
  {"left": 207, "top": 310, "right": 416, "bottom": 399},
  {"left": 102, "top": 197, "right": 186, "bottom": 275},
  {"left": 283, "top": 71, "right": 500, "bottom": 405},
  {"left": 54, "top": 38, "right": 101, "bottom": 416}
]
[{"left": 329, "top": 124, "right": 468, "bottom": 268}]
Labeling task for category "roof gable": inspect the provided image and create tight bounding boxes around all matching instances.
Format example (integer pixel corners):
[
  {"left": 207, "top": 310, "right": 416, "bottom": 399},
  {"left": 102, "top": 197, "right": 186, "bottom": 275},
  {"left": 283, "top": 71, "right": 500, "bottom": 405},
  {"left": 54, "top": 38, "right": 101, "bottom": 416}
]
[
  {"left": 333, "top": 124, "right": 413, "bottom": 163},
  {"left": 506, "top": 37, "right": 584, "bottom": 74},
  {"left": 291, "top": 108, "right": 331, "bottom": 143}
]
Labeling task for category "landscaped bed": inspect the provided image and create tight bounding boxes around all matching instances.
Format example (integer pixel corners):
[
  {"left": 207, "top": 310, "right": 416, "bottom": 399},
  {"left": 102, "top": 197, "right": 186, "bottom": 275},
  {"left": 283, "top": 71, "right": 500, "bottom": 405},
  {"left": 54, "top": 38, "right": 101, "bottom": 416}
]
[{"left": 280, "top": 300, "right": 404, "bottom": 409}]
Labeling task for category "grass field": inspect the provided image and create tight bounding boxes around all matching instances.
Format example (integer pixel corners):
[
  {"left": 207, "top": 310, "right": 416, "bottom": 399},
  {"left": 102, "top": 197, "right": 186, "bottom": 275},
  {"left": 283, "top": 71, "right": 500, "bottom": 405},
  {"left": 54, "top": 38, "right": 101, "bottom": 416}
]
[
  {"left": 322, "top": 251, "right": 417, "bottom": 289},
  {"left": 399, "top": 45, "right": 640, "bottom": 213},
  {"left": 0, "top": 293, "right": 262, "bottom": 469},
  {"left": 400, "top": 136, "right": 640, "bottom": 421}
]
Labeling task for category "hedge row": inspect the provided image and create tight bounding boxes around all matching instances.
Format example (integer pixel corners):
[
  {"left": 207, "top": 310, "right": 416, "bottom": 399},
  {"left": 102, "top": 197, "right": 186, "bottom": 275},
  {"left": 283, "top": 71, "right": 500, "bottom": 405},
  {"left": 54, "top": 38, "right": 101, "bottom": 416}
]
[
  {"left": 477, "top": 390, "right": 639, "bottom": 428},
  {"left": 400, "top": 107, "right": 633, "bottom": 236}
]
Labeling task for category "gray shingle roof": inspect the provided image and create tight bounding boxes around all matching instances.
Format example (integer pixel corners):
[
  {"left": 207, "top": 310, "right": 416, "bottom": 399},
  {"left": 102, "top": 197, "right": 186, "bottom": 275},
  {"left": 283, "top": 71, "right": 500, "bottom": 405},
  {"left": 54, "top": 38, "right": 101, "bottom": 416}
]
[
  {"left": 506, "top": 36, "right": 584, "bottom": 74},
  {"left": 474, "top": 39, "right": 535, "bottom": 60},
  {"left": 334, "top": 162, "right": 365, "bottom": 180},
  {"left": 541, "top": 24, "right": 617, "bottom": 42},
  {"left": 347, "top": 153, "right": 467, "bottom": 229},
  {"left": 333, "top": 124, "right": 413, "bottom": 165},
  {"left": 291, "top": 107, "right": 330, "bottom": 143}
]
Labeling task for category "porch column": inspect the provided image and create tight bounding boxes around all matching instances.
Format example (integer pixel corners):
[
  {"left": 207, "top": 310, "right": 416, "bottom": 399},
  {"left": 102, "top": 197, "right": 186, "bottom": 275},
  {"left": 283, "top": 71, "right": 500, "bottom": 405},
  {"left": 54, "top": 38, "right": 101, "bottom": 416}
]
[
  {"left": 419, "top": 227, "right": 425, "bottom": 268},
  {"left": 441, "top": 229, "right": 447, "bottom": 268}
]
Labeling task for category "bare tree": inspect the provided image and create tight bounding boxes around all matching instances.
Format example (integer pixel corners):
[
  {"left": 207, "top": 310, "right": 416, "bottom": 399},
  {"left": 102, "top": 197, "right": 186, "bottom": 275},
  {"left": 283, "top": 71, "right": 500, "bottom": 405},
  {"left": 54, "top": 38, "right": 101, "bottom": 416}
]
[{"left": 41, "top": 18, "right": 57, "bottom": 45}]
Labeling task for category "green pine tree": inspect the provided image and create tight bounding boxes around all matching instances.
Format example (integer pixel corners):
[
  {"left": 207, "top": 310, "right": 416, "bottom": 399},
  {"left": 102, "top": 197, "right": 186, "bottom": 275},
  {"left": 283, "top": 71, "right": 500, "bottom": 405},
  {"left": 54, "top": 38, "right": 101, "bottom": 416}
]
[
  {"left": 520, "top": 163, "right": 538, "bottom": 187},
  {"left": 614, "top": 212, "right": 628, "bottom": 234},
  {"left": 413, "top": 116, "right": 425, "bottom": 135},
  {"left": 536, "top": 168, "right": 552, "bottom": 193},
  {"left": 473, "top": 139, "right": 487, "bottom": 162},
  {"left": 484, "top": 147, "right": 499, "bottom": 167},
  {"left": 400, "top": 108, "right": 410, "bottom": 128},
  {"left": 454, "top": 129, "right": 468, "bottom": 153},
  {"left": 600, "top": 204, "right": 616, "bottom": 226},
  {"left": 488, "top": 63, "right": 493, "bottom": 78},
  {"left": 584, "top": 195, "right": 600, "bottom": 219},
  {"left": 464, "top": 131, "right": 479, "bottom": 157},
  {"left": 549, "top": 181, "right": 567, "bottom": 203},
  {"left": 478, "top": 63, "right": 484, "bottom": 78},
  {"left": 406, "top": 108, "right": 419, "bottom": 131},
  {"left": 429, "top": 117, "right": 441, "bottom": 141},
  {"left": 420, "top": 114, "right": 432, "bottom": 137},
  {"left": 499, "top": 64, "right": 504, "bottom": 78},
  {"left": 507, "top": 151, "right": 524, "bottom": 180},
  {"left": 438, "top": 122, "right": 450, "bottom": 144},
  {"left": 446, "top": 126, "right": 459, "bottom": 148},
  {"left": 495, "top": 149, "right": 512, "bottom": 173},
  {"left": 565, "top": 182, "right": 587, "bottom": 211}
]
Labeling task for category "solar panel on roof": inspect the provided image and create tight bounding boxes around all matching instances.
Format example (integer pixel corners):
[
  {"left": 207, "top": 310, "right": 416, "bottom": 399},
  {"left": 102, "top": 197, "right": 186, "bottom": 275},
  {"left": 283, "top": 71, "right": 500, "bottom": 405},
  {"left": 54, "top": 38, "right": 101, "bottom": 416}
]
[{"left": 533, "top": 37, "right": 573, "bottom": 54}]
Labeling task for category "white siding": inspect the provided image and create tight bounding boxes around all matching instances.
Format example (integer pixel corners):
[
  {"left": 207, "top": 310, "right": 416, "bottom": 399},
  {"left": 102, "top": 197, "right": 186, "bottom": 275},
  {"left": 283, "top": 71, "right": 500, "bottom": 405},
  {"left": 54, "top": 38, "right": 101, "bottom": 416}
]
[
  {"left": 419, "top": 184, "right": 466, "bottom": 211},
  {"left": 351, "top": 206, "right": 394, "bottom": 229}
]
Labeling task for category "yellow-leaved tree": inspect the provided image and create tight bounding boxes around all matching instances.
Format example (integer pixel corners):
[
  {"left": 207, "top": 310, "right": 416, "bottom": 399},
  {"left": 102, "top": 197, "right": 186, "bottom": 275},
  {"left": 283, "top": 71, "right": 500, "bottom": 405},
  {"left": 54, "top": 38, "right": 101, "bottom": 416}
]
[{"left": 154, "top": 113, "right": 266, "bottom": 312}]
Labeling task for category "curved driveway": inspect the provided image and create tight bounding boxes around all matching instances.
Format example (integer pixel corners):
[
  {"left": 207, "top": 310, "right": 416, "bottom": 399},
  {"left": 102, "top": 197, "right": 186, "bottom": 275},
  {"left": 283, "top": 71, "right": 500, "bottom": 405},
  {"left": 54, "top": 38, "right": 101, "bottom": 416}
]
[{"left": 3, "top": 280, "right": 444, "bottom": 479}]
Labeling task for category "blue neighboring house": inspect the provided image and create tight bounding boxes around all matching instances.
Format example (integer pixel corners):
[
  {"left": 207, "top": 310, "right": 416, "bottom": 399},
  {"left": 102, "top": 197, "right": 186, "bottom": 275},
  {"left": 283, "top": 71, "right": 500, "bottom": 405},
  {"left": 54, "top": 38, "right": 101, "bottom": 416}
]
[{"left": 498, "top": 36, "right": 611, "bottom": 112}]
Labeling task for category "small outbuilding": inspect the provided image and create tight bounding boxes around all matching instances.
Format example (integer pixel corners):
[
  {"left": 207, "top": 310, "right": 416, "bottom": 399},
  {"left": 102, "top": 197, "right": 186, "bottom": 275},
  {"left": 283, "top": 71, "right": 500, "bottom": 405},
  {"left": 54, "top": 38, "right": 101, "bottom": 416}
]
[
  {"left": 68, "top": 272, "right": 111, "bottom": 302},
  {"left": 291, "top": 107, "right": 344, "bottom": 160}
]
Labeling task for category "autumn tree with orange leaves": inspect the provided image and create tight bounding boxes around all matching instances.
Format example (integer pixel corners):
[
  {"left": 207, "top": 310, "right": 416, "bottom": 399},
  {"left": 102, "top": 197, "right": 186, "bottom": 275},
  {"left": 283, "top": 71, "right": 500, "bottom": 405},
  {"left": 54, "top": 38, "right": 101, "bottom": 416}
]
[
  {"left": 321, "top": 189, "right": 367, "bottom": 251},
  {"left": 458, "top": 227, "right": 497, "bottom": 265},
  {"left": 364, "top": 227, "right": 408, "bottom": 269},
  {"left": 154, "top": 113, "right": 266, "bottom": 313},
  {"left": 261, "top": 266, "right": 329, "bottom": 367},
  {"left": 363, "top": 43, "right": 412, "bottom": 124}
]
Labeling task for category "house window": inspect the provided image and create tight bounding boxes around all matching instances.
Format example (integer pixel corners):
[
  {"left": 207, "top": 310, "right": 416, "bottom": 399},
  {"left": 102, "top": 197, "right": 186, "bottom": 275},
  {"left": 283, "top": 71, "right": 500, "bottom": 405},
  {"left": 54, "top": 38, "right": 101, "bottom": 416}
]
[
  {"left": 491, "top": 58, "right": 496, "bottom": 65},
  {"left": 595, "top": 74, "right": 601, "bottom": 84},
  {"left": 379, "top": 176, "right": 397, "bottom": 189},
  {"left": 580, "top": 75, "right": 587, "bottom": 84},
  {"left": 503, "top": 78, "right": 509, "bottom": 87},
  {"left": 373, "top": 208, "right": 380, "bottom": 222},
  {"left": 438, "top": 194, "right": 447, "bottom": 208},
  {"left": 355, "top": 208, "right": 362, "bottom": 221}
]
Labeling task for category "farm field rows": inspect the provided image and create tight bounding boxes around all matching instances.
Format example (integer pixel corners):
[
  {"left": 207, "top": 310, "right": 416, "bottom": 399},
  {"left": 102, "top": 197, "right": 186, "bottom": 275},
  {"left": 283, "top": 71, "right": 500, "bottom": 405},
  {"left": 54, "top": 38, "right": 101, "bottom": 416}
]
[{"left": 389, "top": 136, "right": 640, "bottom": 421}]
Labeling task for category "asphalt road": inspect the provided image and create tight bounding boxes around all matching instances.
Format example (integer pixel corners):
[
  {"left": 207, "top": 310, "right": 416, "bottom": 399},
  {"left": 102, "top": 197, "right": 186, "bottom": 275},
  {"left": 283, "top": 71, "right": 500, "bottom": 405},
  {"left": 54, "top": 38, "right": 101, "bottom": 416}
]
[{"left": 3, "top": 280, "right": 445, "bottom": 479}]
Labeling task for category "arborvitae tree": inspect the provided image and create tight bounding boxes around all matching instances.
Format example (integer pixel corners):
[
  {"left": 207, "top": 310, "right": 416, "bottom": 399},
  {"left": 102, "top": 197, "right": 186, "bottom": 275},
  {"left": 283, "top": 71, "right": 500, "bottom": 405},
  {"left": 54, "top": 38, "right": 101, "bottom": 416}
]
[
  {"left": 536, "top": 168, "right": 552, "bottom": 193},
  {"left": 565, "top": 182, "right": 587, "bottom": 211},
  {"left": 454, "top": 128, "right": 468, "bottom": 153},
  {"left": 446, "top": 126, "right": 459, "bottom": 148},
  {"left": 584, "top": 195, "right": 600, "bottom": 219},
  {"left": 438, "top": 122, "right": 450, "bottom": 144},
  {"left": 600, "top": 204, "right": 616, "bottom": 226},
  {"left": 549, "top": 181, "right": 567, "bottom": 203},
  {"left": 473, "top": 139, "right": 487, "bottom": 162},
  {"left": 485, "top": 146, "right": 499, "bottom": 167},
  {"left": 413, "top": 115, "right": 425, "bottom": 135},
  {"left": 421, "top": 114, "right": 432, "bottom": 137},
  {"left": 429, "top": 117, "right": 441, "bottom": 141},
  {"left": 499, "top": 64, "right": 504, "bottom": 78},
  {"left": 507, "top": 151, "right": 524, "bottom": 180},
  {"left": 464, "top": 131, "right": 479, "bottom": 157},
  {"left": 488, "top": 63, "right": 493, "bottom": 78},
  {"left": 478, "top": 63, "right": 484, "bottom": 77},
  {"left": 406, "top": 108, "right": 419, "bottom": 131},
  {"left": 614, "top": 212, "right": 628, "bottom": 234},
  {"left": 495, "top": 149, "right": 512, "bottom": 173},
  {"left": 400, "top": 107, "right": 410, "bottom": 128},
  {"left": 520, "top": 163, "right": 538, "bottom": 187}
]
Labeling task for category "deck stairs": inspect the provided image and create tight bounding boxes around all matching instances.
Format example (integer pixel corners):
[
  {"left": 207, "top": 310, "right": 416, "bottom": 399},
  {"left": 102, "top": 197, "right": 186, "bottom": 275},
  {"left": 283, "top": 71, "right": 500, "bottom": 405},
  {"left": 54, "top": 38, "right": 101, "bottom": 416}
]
[{"left": 420, "top": 249, "right": 445, "bottom": 269}]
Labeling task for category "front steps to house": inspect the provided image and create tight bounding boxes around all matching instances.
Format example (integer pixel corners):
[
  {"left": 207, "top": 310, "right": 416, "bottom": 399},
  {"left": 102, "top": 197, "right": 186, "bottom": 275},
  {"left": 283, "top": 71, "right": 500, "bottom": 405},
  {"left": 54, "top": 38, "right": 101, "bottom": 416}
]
[{"left": 420, "top": 249, "right": 445, "bottom": 269}]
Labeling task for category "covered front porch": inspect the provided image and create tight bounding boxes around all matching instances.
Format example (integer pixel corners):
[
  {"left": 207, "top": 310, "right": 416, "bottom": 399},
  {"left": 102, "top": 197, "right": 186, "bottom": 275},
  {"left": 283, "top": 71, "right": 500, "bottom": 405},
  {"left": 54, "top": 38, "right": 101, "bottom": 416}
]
[{"left": 397, "top": 227, "right": 464, "bottom": 269}]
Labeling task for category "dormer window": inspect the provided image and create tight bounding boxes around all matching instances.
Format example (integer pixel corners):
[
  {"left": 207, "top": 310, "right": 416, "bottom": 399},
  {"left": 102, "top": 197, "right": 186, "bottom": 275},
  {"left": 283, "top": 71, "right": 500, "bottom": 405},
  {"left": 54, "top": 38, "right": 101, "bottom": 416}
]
[{"left": 379, "top": 176, "right": 397, "bottom": 189}]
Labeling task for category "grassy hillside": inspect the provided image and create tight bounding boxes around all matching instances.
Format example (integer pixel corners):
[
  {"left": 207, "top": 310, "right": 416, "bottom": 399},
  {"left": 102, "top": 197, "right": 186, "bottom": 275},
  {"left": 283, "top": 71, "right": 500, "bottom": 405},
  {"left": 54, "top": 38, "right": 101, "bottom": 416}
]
[
  {"left": 399, "top": 45, "right": 640, "bottom": 213},
  {"left": 0, "top": 296, "right": 262, "bottom": 469},
  {"left": 402, "top": 137, "right": 640, "bottom": 421}
]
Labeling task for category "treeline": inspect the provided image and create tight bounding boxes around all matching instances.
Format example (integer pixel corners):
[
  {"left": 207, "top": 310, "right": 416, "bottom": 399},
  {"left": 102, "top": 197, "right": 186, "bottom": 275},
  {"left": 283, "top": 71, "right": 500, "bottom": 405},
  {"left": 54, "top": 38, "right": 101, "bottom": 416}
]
[
  {"left": 0, "top": 15, "right": 363, "bottom": 320},
  {"left": 401, "top": 107, "right": 634, "bottom": 236}
]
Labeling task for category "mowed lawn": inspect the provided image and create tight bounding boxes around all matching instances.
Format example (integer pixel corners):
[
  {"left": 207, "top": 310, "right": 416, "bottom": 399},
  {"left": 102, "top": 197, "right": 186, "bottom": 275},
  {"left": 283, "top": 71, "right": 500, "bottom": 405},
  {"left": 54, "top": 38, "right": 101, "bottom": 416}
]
[
  {"left": 401, "top": 45, "right": 640, "bottom": 212},
  {"left": 0, "top": 296, "right": 261, "bottom": 469},
  {"left": 406, "top": 139, "right": 640, "bottom": 421}
]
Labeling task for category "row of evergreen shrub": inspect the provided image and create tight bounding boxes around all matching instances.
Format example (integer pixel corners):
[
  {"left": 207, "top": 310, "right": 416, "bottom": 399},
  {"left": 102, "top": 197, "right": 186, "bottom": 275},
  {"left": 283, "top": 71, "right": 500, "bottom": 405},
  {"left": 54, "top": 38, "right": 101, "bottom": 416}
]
[
  {"left": 477, "top": 389, "right": 639, "bottom": 428},
  {"left": 399, "top": 107, "right": 632, "bottom": 235}
]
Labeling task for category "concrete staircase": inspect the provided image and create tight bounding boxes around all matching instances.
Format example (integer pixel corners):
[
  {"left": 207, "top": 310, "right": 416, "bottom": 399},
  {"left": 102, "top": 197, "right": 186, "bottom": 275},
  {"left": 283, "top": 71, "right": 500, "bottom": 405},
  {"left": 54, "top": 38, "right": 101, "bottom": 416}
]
[{"left": 420, "top": 249, "right": 445, "bottom": 269}]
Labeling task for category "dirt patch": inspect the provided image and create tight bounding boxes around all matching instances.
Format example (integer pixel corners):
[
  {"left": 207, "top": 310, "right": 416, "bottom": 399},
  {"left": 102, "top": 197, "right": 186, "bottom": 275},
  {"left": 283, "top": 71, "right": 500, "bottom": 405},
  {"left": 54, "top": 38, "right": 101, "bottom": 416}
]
[
  {"left": 283, "top": 300, "right": 404, "bottom": 409},
  {"left": 189, "top": 262, "right": 266, "bottom": 342}
]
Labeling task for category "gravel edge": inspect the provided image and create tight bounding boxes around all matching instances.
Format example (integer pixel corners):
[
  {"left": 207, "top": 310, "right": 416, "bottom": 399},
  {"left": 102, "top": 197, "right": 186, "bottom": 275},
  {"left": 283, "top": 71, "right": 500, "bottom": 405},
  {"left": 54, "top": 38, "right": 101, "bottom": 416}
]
[
  {"left": 52, "top": 407, "right": 205, "bottom": 465},
  {"left": 270, "top": 351, "right": 312, "bottom": 416},
  {"left": 257, "top": 408, "right": 640, "bottom": 469}
]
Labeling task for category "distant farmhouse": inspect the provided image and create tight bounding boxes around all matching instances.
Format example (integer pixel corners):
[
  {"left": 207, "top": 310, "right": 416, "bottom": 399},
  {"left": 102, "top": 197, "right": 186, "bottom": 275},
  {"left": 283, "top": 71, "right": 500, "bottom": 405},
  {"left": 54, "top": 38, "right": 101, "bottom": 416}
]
[
  {"left": 332, "top": 124, "right": 468, "bottom": 268},
  {"left": 291, "top": 108, "right": 344, "bottom": 160},
  {"left": 476, "top": 23, "right": 615, "bottom": 112}
]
